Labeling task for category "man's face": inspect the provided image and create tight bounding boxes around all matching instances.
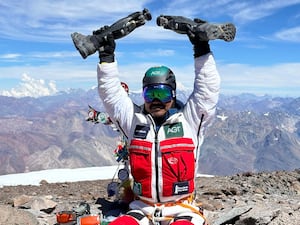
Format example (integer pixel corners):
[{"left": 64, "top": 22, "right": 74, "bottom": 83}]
[
  {"left": 144, "top": 99, "right": 174, "bottom": 119},
  {"left": 143, "top": 84, "right": 175, "bottom": 119}
]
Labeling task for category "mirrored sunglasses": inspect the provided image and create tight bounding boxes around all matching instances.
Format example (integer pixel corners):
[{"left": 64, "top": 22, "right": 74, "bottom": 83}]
[{"left": 143, "top": 84, "right": 174, "bottom": 103}]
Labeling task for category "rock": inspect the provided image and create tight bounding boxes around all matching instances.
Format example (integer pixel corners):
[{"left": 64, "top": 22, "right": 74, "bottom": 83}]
[
  {"left": 13, "top": 194, "right": 33, "bottom": 207},
  {"left": 211, "top": 205, "right": 252, "bottom": 225},
  {"left": 15, "top": 195, "right": 57, "bottom": 213},
  {"left": 29, "top": 197, "right": 57, "bottom": 213},
  {"left": 0, "top": 205, "right": 39, "bottom": 225},
  {"left": 291, "top": 181, "right": 300, "bottom": 194},
  {"left": 1, "top": 170, "right": 300, "bottom": 225}
]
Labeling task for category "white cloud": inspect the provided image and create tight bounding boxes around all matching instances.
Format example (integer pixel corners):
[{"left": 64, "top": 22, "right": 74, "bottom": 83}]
[
  {"left": 133, "top": 48, "right": 176, "bottom": 58},
  {"left": 1, "top": 59, "right": 300, "bottom": 97},
  {"left": 124, "top": 25, "right": 187, "bottom": 41},
  {"left": 0, "top": 51, "right": 78, "bottom": 64},
  {"left": 1, "top": 0, "right": 299, "bottom": 43},
  {"left": 274, "top": 26, "right": 300, "bottom": 42},
  {"left": 0, "top": 53, "right": 21, "bottom": 59},
  {"left": 218, "top": 62, "right": 300, "bottom": 97},
  {"left": 0, "top": 0, "right": 151, "bottom": 42},
  {"left": 232, "top": 0, "right": 300, "bottom": 24},
  {"left": 0, "top": 74, "right": 58, "bottom": 98}
]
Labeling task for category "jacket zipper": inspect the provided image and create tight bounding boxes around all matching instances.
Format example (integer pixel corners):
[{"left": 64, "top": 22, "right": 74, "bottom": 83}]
[
  {"left": 147, "top": 115, "right": 161, "bottom": 202},
  {"left": 154, "top": 135, "right": 160, "bottom": 202}
]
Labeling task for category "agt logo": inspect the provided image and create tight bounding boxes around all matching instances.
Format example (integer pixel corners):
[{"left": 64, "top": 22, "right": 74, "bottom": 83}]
[{"left": 164, "top": 122, "right": 183, "bottom": 138}]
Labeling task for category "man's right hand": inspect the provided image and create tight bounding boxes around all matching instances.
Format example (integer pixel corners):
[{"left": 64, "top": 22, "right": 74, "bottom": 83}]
[{"left": 90, "top": 30, "right": 116, "bottom": 63}]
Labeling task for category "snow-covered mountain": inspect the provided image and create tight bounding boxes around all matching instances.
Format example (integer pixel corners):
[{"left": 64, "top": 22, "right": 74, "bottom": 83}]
[{"left": 1, "top": 88, "right": 300, "bottom": 176}]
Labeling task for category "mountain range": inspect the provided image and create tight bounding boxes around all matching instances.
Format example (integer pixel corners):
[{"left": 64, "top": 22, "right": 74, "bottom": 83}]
[{"left": 1, "top": 88, "right": 299, "bottom": 176}]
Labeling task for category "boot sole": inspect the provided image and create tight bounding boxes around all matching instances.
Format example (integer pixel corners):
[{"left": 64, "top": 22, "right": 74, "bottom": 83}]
[{"left": 205, "top": 23, "right": 236, "bottom": 42}]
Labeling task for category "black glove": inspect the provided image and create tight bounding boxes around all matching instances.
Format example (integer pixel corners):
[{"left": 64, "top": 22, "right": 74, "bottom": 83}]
[
  {"left": 187, "top": 19, "right": 211, "bottom": 58},
  {"left": 90, "top": 27, "right": 116, "bottom": 63}
]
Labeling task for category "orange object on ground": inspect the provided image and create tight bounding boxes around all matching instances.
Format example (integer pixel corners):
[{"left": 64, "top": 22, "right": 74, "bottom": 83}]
[{"left": 77, "top": 214, "right": 100, "bottom": 225}]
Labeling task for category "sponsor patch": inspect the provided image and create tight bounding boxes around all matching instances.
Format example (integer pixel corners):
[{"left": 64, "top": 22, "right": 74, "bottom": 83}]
[
  {"left": 164, "top": 122, "right": 184, "bottom": 138},
  {"left": 133, "top": 125, "right": 150, "bottom": 139},
  {"left": 173, "top": 181, "right": 189, "bottom": 195}
]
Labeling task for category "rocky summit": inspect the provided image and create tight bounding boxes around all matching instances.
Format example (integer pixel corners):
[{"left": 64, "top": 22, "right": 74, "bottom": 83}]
[{"left": 0, "top": 169, "right": 299, "bottom": 225}]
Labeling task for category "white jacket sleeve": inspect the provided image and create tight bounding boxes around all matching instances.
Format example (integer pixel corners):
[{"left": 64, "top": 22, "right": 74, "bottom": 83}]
[
  {"left": 183, "top": 52, "right": 220, "bottom": 137},
  {"left": 97, "top": 62, "right": 134, "bottom": 137}
]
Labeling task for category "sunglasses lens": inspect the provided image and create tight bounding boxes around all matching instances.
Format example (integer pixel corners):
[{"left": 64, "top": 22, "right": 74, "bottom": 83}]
[{"left": 143, "top": 85, "right": 173, "bottom": 103}]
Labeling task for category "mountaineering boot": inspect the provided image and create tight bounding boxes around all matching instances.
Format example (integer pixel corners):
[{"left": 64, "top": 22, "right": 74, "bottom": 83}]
[
  {"left": 71, "top": 8, "right": 152, "bottom": 59},
  {"left": 71, "top": 33, "right": 96, "bottom": 59},
  {"left": 157, "top": 15, "right": 236, "bottom": 42}
]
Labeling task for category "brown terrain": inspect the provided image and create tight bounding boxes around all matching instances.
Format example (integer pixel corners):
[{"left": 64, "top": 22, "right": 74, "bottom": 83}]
[{"left": 0, "top": 169, "right": 300, "bottom": 225}]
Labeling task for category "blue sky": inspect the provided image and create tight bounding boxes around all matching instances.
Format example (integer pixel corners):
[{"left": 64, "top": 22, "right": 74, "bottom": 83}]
[{"left": 0, "top": 0, "right": 300, "bottom": 97}]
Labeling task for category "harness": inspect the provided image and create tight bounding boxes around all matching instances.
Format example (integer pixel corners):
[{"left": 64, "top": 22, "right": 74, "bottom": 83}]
[{"left": 130, "top": 194, "right": 207, "bottom": 224}]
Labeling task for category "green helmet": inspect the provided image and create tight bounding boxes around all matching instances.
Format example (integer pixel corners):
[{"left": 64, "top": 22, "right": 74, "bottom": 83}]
[{"left": 143, "top": 66, "right": 176, "bottom": 90}]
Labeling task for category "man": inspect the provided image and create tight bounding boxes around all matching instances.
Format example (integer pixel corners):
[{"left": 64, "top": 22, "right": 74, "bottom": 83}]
[{"left": 94, "top": 21, "right": 221, "bottom": 225}]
